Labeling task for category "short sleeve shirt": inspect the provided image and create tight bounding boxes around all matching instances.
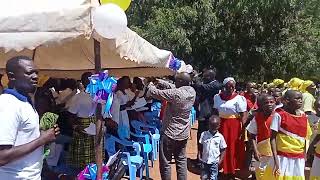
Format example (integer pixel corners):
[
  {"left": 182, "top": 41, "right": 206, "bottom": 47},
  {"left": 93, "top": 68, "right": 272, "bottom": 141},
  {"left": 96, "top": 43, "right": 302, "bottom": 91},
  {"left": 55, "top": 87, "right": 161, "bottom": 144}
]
[
  {"left": 302, "top": 92, "right": 316, "bottom": 113},
  {"left": 0, "top": 91, "right": 43, "bottom": 179},
  {"left": 199, "top": 131, "right": 227, "bottom": 164},
  {"left": 246, "top": 118, "right": 258, "bottom": 135},
  {"left": 214, "top": 94, "right": 247, "bottom": 117},
  {"left": 68, "top": 91, "right": 94, "bottom": 118}
]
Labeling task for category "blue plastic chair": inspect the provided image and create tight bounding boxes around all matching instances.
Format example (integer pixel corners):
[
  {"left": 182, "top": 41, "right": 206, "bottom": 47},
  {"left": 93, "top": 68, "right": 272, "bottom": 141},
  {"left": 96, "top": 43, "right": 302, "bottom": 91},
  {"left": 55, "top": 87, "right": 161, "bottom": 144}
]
[
  {"left": 131, "top": 120, "right": 159, "bottom": 134},
  {"left": 190, "top": 107, "right": 196, "bottom": 126},
  {"left": 143, "top": 111, "right": 161, "bottom": 129},
  {"left": 118, "top": 126, "right": 153, "bottom": 179},
  {"left": 104, "top": 134, "right": 144, "bottom": 180},
  {"left": 151, "top": 133, "right": 160, "bottom": 162},
  {"left": 122, "top": 144, "right": 144, "bottom": 180},
  {"left": 150, "top": 101, "right": 162, "bottom": 118},
  {"left": 130, "top": 120, "right": 160, "bottom": 165}
]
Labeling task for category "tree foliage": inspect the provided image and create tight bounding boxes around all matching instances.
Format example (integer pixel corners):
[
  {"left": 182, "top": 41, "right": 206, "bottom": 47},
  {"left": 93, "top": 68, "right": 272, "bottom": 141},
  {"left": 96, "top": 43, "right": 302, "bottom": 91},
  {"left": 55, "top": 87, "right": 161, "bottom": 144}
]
[{"left": 128, "top": 0, "right": 320, "bottom": 81}]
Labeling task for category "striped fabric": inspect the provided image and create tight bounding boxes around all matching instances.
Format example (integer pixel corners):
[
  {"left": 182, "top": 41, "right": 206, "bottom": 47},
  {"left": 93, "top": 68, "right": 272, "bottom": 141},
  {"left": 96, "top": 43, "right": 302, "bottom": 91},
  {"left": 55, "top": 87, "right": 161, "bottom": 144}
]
[{"left": 276, "top": 110, "right": 312, "bottom": 158}]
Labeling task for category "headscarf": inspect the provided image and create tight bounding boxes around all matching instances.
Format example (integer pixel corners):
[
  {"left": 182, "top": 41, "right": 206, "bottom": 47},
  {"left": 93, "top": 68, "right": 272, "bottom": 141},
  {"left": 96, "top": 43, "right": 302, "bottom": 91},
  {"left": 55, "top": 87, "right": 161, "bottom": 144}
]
[
  {"left": 273, "top": 79, "right": 284, "bottom": 87},
  {"left": 288, "top": 77, "right": 304, "bottom": 90},
  {"left": 299, "top": 80, "right": 314, "bottom": 93},
  {"left": 267, "top": 83, "right": 275, "bottom": 88},
  {"left": 223, "top": 77, "right": 236, "bottom": 85}
]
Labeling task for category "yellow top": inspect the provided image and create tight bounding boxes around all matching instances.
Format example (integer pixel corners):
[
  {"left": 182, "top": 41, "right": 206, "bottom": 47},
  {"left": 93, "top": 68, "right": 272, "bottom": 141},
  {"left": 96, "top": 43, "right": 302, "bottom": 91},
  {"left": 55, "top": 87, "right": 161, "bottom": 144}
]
[
  {"left": 257, "top": 139, "right": 272, "bottom": 156},
  {"left": 276, "top": 122, "right": 312, "bottom": 155}
]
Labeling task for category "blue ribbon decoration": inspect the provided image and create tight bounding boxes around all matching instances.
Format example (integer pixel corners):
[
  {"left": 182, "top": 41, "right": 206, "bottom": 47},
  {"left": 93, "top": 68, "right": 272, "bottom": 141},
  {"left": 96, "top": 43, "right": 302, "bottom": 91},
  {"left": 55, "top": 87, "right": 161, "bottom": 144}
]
[
  {"left": 103, "top": 93, "right": 113, "bottom": 118},
  {"left": 168, "top": 57, "right": 182, "bottom": 71},
  {"left": 86, "top": 71, "right": 117, "bottom": 118}
]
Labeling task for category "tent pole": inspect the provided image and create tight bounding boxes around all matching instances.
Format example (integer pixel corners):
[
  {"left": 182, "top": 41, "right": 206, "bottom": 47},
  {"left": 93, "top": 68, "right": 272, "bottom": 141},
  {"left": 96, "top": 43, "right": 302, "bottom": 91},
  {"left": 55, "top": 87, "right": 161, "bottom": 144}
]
[
  {"left": 32, "top": 48, "right": 37, "bottom": 60},
  {"left": 94, "top": 39, "right": 104, "bottom": 180}
]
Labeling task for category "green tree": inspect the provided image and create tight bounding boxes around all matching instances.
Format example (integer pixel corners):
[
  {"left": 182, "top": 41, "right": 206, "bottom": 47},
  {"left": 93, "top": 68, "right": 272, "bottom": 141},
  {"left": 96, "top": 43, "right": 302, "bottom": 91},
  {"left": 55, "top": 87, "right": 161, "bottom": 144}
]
[{"left": 128, "top": 0, "right": 320, "bottom": 82}]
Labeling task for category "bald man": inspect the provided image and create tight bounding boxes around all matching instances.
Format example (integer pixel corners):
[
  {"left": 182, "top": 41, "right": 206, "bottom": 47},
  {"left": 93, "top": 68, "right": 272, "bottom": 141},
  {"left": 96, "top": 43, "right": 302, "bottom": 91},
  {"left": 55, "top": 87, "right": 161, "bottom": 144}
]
[{"left": 148, "top": 72, "right": 196, "bottom": 180}]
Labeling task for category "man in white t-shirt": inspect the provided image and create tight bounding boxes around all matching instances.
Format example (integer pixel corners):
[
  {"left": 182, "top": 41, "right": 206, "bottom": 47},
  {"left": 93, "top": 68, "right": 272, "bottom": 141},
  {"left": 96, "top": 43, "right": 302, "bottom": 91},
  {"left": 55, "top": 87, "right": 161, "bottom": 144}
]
[{"left": 0, "top": 56, "right": 60, "bottom": 180}]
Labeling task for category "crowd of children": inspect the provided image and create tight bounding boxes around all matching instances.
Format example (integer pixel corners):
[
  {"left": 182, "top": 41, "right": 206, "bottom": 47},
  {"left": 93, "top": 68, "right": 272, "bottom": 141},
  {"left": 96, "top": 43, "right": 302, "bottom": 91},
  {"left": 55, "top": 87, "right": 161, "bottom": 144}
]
[{"left": 197, "top": 77, "right": 319, "bottom": 180}]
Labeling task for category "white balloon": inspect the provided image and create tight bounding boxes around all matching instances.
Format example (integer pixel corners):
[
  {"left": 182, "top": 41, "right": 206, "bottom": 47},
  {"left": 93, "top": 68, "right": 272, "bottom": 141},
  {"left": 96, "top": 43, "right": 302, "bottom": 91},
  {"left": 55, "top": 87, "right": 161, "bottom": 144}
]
[
  {"left": 92, "top": 3, "right": 128, "bottom": 39},
  {"left": 177, "top": 61, "right": 186, "bottom": 73},
  {"left": 185, "top": 64, "right": 193, "bottom": 73}
]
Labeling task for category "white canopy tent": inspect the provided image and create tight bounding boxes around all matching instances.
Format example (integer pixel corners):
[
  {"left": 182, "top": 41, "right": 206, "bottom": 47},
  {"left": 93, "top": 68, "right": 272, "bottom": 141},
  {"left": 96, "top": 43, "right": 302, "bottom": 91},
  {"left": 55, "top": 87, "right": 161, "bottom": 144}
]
[
  {"left": 0, "top": 0, "right": 174, "bottom": 78},
  {"left": 0, "top": 0, "right": 176, "bottom": 177}
]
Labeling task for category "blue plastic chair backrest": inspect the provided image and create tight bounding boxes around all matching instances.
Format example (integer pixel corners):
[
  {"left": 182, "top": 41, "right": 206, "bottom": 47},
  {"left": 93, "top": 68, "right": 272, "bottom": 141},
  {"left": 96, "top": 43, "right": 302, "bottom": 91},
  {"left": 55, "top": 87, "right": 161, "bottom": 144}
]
[
  {"left": 131, "top": 120, "right": 142, "bottom": 132},
  {"left": 132, "top": 142, "right": 141, "bottom": 154},
  {"left": 118, "top": 125, "right": 130, "bottom": 139},
  {"left": 105, "top": 135, "right": 117, "bottom": 155},
  {"left": 151, "top": 102, "right": 162, "bottom": 117}
]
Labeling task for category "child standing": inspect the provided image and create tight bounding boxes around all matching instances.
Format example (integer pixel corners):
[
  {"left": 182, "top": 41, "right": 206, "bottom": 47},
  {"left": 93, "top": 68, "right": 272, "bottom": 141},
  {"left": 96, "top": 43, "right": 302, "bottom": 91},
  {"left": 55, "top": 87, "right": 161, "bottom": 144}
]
[
  {"left": 270, "top": 90, "right": 312, "bottom": 179},
  {"left": 246, "top": 94, "right": 276, "bottom": 180},
  {"left": 199, "top": 115, "right": 227, "bottom": 180}
]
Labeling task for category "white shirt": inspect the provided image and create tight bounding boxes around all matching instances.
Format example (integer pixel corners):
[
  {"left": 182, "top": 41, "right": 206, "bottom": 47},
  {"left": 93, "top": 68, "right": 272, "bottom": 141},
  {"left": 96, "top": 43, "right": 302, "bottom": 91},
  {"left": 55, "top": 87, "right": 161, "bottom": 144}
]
[
  {"left": 0, "top": 92, "right": 43, "bottom": 180},
  {"left": 110, "top": 95, "right": 120, "bottom": 124},
  {"left": 214, "top": 94, "right": 247, "bottom": 117},
  {"left": 246, "top": 118, "right": 258, "bottom": 135},
  {"left": 68, "top": 91, "right": 94, "bottom": 118},
  {"left": 199, "top": 131, "right": 227, "bottom": 164},
  {"left": 125, "top": 89, "right": 145, "bottom": 101},
  {"left": 115, "top": 91, "right": 130, "bottom": 127}
]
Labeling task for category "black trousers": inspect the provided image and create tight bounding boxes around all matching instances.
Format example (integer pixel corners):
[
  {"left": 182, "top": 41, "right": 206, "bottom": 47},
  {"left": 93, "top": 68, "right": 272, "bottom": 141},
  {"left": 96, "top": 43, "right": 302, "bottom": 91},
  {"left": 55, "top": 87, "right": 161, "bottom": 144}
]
[{"left": 197, "top": 120, "right": 209, "bottom": 154}]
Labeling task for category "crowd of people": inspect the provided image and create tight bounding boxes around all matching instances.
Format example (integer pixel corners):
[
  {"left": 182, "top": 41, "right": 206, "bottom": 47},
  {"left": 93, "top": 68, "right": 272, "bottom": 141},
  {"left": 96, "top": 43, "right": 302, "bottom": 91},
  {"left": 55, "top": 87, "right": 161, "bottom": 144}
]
[
  {"left": 0, "top": 56, "right": 319, "bottom": 180},
  {"left": 192, "top": 70, "right": 320, "bottom": 180}
]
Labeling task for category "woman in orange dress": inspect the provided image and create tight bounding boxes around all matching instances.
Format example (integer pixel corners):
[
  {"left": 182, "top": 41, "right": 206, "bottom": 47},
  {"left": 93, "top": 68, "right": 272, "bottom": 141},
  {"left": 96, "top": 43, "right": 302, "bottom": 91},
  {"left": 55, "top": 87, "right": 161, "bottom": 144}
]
[{"left": 213, "top": 77, "right": 248, "bottom": 178}]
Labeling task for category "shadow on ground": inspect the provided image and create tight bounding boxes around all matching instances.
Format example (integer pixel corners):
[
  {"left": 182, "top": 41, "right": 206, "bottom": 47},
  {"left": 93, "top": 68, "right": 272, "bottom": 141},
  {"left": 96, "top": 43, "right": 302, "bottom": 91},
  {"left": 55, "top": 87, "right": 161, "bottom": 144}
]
[{"left": 187, "top": 158, "right": 201, "bottom": 175}]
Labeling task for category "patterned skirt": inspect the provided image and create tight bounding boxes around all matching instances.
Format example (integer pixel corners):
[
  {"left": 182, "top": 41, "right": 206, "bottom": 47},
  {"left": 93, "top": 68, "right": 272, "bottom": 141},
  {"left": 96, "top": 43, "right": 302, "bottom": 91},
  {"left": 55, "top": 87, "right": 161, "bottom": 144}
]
[{"left": 67, "top": 117, "right": 104, "bottom": 169}]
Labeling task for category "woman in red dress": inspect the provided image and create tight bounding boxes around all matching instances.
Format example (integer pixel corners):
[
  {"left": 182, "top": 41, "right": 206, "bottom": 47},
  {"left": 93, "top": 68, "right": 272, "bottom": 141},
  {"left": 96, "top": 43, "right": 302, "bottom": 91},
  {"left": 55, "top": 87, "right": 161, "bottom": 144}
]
[{"left": 213, "top": 77, "right": 248, "bottom": 179}]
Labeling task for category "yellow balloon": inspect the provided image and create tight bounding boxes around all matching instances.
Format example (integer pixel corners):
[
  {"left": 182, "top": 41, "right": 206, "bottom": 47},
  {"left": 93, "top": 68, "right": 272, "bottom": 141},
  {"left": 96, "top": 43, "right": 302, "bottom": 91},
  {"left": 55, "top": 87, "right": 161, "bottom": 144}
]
[{"left": 100, "top": 0, "right": 131, "bottom": 11}]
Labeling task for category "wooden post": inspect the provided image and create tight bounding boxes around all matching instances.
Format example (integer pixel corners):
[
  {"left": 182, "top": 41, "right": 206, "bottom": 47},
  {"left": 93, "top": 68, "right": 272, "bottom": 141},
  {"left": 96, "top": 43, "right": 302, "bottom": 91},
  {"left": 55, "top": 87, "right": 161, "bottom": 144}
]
[
  {"left": 94, "top": 39, "right": 104, "bottom": 180},
  {"left": 32, "top": 48, "right": 37, "bottom": 60}
]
